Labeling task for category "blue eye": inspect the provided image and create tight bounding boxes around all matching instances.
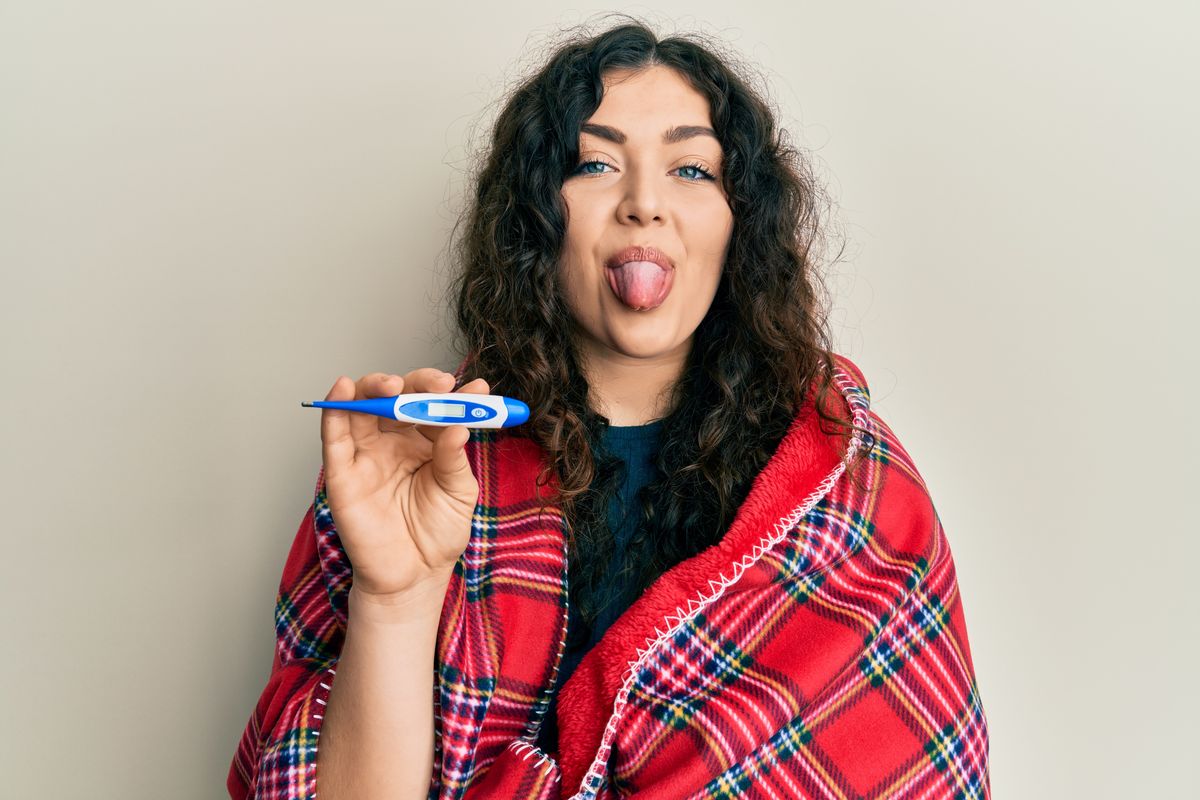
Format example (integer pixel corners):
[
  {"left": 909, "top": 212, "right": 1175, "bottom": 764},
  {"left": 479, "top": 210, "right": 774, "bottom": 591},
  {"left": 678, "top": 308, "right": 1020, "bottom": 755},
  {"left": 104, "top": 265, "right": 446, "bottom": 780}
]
[
  {"left": 676, "top": 162, "right": 716, "bottom": 181},
  {"left": 571, "top": 159, "right": 717, "bottom": 181},
  {"left": 574, "top": 159, "right": 614, "bottom": 175}
]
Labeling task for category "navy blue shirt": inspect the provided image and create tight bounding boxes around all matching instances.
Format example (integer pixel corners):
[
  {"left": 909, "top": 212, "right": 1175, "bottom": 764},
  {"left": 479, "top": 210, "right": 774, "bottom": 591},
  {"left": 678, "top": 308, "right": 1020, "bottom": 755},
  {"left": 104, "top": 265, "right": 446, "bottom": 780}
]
[{"left": 535, "top": 418, "right": 664, "bottom": 755}]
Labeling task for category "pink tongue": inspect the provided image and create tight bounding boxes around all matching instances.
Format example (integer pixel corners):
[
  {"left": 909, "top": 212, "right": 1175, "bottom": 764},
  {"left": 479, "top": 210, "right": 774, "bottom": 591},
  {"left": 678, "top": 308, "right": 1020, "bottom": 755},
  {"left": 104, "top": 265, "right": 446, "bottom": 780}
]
[{"left": 609, "top": 261, "right": 667, "bottom": 308}]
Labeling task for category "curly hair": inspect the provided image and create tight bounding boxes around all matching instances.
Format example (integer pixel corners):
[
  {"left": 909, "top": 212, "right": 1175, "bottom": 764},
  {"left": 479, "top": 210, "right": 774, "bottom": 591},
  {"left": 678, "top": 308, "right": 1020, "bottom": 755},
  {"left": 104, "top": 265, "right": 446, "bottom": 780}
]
[{"left": 440, "top": 14, "right": 871, "bottom": 640}]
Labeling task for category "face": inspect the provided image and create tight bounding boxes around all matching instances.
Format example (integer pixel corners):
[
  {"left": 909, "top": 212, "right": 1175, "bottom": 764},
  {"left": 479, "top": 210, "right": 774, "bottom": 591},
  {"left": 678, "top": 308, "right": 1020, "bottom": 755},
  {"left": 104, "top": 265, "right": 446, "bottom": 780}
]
[{"left": 558, "top": 64, "right": 733, "bottom": 370}]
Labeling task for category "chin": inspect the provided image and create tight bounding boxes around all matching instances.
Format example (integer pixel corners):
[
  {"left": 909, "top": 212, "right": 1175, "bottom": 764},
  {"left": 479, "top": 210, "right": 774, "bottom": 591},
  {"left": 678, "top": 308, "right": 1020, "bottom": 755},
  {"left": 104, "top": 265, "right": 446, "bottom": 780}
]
[{"left": 607, "top": 326, "right": 687, "bottom": 358}]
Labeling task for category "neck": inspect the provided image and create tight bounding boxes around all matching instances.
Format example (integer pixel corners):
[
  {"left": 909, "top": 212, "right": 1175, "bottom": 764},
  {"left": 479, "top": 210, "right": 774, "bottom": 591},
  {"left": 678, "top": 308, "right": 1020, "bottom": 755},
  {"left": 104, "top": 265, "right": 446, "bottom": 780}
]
[{"left": 576, "top": 337, "right": 690, "bottom": 426}]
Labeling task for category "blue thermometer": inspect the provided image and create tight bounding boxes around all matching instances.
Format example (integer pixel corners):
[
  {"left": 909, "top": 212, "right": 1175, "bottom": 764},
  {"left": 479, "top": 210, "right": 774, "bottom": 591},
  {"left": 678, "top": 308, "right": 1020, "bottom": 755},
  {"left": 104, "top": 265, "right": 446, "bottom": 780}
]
[{"left": 301, "top": 392, "right": 529, "bottom": 428}]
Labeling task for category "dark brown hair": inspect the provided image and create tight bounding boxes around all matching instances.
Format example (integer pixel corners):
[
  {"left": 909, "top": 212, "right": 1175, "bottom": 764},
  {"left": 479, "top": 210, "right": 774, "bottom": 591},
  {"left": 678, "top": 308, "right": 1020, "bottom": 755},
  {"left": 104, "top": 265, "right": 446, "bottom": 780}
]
[{"left": 440, "top": 14, "right": 870, "bottom": 637}]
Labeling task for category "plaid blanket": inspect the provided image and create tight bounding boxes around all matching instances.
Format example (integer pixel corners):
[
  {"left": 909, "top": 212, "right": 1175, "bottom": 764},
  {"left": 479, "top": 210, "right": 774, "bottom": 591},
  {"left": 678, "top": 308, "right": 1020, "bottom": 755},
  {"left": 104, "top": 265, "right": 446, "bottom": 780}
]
[{"left": 228, "top": 354, "right": 990, "bottom": 798}]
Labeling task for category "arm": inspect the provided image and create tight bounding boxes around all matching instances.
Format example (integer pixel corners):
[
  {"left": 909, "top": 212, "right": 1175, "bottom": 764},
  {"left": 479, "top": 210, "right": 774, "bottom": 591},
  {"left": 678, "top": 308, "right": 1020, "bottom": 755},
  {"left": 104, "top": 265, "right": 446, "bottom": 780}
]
[
  {"left": 227, "top": 469, "right": 450, "bottom": 800},
  {"left": 316, "top": 580, "right": 448, "bottom": 799}
]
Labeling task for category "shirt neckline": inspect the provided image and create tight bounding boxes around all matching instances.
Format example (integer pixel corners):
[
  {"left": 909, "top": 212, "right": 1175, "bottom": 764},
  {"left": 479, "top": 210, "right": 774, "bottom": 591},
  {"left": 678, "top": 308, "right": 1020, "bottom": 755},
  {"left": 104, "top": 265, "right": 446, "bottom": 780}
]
[{"left": 602, "top": 418, "right": 665, "bottom": 442}]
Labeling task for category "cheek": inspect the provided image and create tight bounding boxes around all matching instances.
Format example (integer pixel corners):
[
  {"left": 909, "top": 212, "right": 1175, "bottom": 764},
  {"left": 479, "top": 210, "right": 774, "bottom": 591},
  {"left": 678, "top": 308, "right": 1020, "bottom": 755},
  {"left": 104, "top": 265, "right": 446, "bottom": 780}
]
[
  {"left": 556, "top": 256, "right": 596, "bottom": 317},
  {"left": 692, "top": 198, "right": 733, "bottom": 231},
  {"left": 685, "top": 206, "right": 734, "bottom": 263}
]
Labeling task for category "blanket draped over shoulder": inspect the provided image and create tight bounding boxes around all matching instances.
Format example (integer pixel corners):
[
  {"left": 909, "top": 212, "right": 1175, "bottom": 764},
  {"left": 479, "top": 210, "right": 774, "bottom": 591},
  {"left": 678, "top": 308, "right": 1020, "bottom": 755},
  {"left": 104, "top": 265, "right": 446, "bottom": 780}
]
[{"left": 229, "top": 354, "right": 990, "bottom": 799}]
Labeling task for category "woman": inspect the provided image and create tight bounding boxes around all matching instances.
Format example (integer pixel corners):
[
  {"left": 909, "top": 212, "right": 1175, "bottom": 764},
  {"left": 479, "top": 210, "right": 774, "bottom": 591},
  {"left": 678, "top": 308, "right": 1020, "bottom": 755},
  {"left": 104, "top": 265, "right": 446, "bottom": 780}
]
[{"left": 229, "top": 18, "right": 989, "bottom": 800}]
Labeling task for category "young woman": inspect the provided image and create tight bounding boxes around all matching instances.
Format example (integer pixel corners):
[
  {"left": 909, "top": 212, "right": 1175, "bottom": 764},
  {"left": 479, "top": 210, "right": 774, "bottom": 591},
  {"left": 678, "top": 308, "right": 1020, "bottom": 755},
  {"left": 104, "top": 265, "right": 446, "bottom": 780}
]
[{"left": 229, "top": 19, "right": 990, "bottom": 800}]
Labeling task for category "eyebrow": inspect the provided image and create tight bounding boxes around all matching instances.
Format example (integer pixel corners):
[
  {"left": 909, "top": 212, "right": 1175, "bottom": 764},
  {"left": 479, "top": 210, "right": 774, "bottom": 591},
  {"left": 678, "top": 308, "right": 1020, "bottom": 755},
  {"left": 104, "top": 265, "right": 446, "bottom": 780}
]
[{"left": 580, "top": 123, "right": 719, "bottom": 146}]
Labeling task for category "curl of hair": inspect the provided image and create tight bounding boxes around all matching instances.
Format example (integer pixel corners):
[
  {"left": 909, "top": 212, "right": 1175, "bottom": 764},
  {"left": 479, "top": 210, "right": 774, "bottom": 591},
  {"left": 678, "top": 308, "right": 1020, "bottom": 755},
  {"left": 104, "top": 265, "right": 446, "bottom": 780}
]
[{"left": 441, "top": 14, "right": 872, "bottom": 640}]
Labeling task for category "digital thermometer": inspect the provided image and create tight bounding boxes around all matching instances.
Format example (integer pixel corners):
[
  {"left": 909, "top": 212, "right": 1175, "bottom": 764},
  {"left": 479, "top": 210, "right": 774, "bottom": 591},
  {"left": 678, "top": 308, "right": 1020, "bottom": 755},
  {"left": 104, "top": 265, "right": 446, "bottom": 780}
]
[{"left": 301, "top": 392, "right": 529, "bottom": 429}]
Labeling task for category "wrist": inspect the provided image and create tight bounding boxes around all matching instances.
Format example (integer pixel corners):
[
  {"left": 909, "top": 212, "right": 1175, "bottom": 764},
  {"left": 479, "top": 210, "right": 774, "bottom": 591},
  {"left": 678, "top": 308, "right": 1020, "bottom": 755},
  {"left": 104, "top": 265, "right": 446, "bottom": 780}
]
[{"left": 349, "top": 575, "right": 451, "bottom": 625}]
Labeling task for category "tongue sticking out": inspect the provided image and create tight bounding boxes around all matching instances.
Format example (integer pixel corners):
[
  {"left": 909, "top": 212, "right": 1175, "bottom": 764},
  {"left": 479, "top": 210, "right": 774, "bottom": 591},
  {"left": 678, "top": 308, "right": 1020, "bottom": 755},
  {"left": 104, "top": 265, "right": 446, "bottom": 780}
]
[{"left": 606, "top": 260, "right": 673, "bottom": 310}]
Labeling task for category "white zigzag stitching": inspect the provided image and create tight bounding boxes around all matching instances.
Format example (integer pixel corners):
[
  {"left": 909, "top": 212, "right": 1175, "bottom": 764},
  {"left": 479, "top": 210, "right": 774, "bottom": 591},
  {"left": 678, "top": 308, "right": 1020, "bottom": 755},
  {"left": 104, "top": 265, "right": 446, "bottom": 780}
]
[
  {"left": 564, "top": 365, "right": 872, "bottom": 800},
  {"left": 507, "top": 739, "right": 560, "bottom": 780}
]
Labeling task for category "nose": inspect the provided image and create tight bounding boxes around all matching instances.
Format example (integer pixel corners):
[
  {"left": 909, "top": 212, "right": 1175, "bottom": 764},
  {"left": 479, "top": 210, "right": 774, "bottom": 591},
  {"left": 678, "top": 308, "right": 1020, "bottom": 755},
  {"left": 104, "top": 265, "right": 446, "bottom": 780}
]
[{"left": 615, "top": 168, "right": 666, "bottom": 225}]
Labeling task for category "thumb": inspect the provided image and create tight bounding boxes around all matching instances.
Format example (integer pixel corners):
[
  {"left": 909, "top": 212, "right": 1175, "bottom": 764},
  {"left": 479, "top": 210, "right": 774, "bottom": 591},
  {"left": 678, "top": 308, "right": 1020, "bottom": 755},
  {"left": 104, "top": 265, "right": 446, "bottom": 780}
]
[{"left": 430, "top": 425, "right": 477, "bottom": 500}]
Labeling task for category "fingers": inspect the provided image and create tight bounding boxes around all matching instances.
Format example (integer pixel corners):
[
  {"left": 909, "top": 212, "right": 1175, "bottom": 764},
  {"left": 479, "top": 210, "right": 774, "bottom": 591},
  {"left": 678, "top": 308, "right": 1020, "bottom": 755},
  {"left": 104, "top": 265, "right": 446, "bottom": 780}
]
[
  {"left": 323, "top": 368, "right": 491, "bottom": 464},
  {"left": 374, "top": 368, "right": 452, "bottom": 434},
  {"left": 379, "top": 373, "right": 491, "bottom": 439},
  {"left": 347, "top": 372, "right": 402, "bottom": 445},
  {"left": 429, "top": 423, "right": 476, "bottom": 498},
  {"left": 320, "top": 376, "right": 357, "bottom": 472},
  {"left": 411, "top": 375, "right": 491, "bottom": 443}
]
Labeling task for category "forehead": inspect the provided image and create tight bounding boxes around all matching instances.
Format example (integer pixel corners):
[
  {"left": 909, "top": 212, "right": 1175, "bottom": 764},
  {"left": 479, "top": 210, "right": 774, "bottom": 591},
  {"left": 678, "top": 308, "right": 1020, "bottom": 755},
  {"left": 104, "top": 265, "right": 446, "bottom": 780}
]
[{"left": 582, "top": 65, "right": 715, "bottom": 138}]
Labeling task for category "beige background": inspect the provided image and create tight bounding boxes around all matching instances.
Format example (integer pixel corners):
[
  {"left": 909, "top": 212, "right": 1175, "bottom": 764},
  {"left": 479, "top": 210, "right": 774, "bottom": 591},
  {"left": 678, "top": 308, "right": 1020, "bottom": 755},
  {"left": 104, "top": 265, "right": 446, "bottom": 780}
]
[{"left": 3, "top": 2, "right": 1196, "bottom": 797}]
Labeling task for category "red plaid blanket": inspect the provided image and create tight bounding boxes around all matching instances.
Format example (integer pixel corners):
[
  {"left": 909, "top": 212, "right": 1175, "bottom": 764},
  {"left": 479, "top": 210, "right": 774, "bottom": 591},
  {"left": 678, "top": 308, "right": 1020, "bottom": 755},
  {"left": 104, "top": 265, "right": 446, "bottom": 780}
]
[{"left": 229, "top": 354, "right": 990, "bottom": 798}]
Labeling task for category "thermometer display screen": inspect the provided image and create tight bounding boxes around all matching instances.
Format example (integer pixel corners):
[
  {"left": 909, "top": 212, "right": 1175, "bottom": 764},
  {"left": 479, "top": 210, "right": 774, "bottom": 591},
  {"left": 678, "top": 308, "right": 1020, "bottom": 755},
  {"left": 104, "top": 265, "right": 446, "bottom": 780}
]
[{"left": 427, "top": 402, "right": 466, "bottom": 418}]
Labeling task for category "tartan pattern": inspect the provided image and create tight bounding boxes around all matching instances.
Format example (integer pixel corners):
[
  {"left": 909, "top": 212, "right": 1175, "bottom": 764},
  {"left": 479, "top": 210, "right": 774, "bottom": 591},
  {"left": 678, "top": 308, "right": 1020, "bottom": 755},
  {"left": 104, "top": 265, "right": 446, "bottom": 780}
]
[
  {"left": 228, "top": 354, "right": 989, "bottom": 799},
  {"left": 227, "top": 496, "right": 346, "bottom": 799}
]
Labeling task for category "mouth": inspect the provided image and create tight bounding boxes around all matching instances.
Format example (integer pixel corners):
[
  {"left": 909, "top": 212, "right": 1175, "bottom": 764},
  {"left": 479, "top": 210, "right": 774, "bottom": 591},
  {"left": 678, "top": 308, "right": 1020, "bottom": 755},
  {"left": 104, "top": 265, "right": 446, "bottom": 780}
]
[
  {"left": 604, "top": 245, "right": 675, "bottom": 272},
  {"left": 605, "top": 262, "right": 674, "bottom": 311},
  {"left": 604, "top": 245, "right": 675, "bottom": 311}
]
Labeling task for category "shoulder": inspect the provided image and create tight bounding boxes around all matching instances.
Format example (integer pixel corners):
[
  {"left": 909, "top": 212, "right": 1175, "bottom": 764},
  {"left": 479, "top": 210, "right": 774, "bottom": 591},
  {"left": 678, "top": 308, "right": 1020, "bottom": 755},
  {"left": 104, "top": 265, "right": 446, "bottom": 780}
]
[
  {"left": 823, "top": 352, "right": 945, "bottom": 563},
  {"left": 828, "top": 352, "right": 873, "bottom": 416},
  {"left": 830, "top": 351, "right": 870, "bottom": 396}
]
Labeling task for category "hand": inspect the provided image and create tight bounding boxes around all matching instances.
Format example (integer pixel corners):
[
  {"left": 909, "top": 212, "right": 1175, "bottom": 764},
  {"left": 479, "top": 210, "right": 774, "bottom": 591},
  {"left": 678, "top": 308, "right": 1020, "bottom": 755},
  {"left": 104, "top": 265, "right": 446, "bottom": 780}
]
[{"left": 318, "top": 367, "right": 488, "bottom": 601}]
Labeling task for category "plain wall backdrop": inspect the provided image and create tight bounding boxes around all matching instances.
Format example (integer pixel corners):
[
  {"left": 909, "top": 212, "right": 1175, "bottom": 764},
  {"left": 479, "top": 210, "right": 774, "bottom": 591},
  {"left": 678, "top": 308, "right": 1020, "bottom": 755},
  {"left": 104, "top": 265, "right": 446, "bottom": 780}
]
[{"left": 2, "top": 2, "right": 1196, "bottom": 797}]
